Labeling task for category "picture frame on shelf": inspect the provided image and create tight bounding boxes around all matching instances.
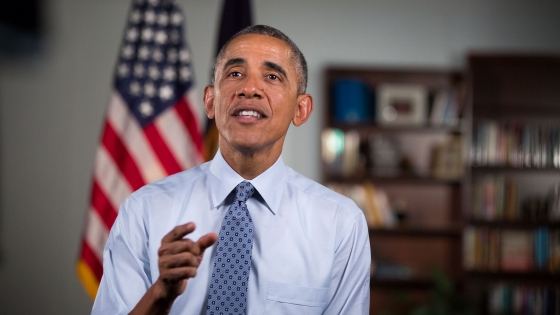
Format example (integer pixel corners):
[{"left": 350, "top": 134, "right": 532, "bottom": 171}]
[{"left": 376, "top": 84, "right": 428, "bottom": 126}]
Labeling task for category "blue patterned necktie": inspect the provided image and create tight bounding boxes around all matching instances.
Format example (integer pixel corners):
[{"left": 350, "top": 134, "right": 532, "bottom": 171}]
[{"left": 206, "top": 181, "right": 256, "bottom": 315}]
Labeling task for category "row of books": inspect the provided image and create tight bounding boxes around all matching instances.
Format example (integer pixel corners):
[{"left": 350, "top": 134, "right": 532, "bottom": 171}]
[
  {"left": 326, "top": 182, "right": 396, "bottom": 228},
  {"left": 488, "top": 284, "right": 560, "bottom": 315},
  {"left": 472, "top": 176, "right": 560, "bottom": 222},
  {"left": 473, "top": 176, "right": 519, "bottom": 221},
  {"left": 463, "top": 227, "right": 560, "bottom": 273},
  {"left": 471, "top": 121, "right": 560, "bottom": 168}
]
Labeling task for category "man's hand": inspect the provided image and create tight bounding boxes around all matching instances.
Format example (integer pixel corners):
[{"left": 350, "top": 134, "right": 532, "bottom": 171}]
[
  {"left": 130, "top": 222, "right": 218, "bottom": 315},
  {"left": 155, "top": 222, "right": 218, "bottom": 299}
]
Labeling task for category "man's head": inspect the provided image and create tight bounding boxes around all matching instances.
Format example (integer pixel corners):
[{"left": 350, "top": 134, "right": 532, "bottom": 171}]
[
  {"left": 203, "top": 25, "right": 313, "bottom": 165},
  {"left": 212, "top": 25, "right": 308, "bottom": 95}
]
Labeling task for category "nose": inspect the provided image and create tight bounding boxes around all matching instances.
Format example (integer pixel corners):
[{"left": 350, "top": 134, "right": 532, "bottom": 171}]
[{"left": 237, "top": 74, "right": 262, "bottom": 99}]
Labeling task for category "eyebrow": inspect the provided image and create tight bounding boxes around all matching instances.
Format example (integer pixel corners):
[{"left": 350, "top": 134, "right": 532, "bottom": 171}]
[
  {"left": 264, "top": 61, "right": 287, "bottom": 79},
  {"left": 222, "top": 57, "right": 246, "bottom": 71}
]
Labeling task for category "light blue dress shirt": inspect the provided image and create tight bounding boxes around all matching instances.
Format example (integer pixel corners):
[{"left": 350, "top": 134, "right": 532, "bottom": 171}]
[{"left": 92, "top": 151, "right": 371, "bottom": 314}]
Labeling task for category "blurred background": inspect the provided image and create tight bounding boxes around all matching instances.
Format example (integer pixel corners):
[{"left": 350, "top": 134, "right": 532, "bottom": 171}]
[{"left": 0, "top": 0, "right": 559, "bottom": 314}]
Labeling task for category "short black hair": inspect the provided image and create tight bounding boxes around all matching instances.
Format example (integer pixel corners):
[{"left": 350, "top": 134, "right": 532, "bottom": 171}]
[{"left": 212, "top": 25, "right": 308, "bottom": 95}]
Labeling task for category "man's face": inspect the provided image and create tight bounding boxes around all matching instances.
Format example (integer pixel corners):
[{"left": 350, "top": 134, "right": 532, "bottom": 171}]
[{"left": 204, "top": 34, "right": 311, "bottom": 156}]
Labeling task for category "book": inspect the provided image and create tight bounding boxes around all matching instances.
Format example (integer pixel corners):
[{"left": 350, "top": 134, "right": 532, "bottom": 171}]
[{"left": 501, "top": 230, "right": 533, "bottom": 272}]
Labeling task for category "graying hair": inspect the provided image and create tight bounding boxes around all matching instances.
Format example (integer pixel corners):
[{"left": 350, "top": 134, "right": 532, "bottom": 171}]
[{"left": 211, "top": 25, "right": 308, "bottom": 95}]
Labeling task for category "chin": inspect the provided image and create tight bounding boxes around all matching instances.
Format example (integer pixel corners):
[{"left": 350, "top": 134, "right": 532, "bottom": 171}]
[{"left": 232, "top": 142, "right": 262, "bottom": 153}]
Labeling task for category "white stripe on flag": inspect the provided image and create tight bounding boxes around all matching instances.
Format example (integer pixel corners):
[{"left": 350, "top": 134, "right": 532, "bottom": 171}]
[
  {"left": 94, "top": 145, "right": 132, "bottom": 210},
  {"left": 85, "top": 209, "right": 109, "bottom": 261},
  {"left": 155, "top": 103, "right": 201, "bottom": 170},
  {"left": 108, "top": 92, "right": 167, "bottom": 183},
  {"left": 186, "top": 89, "right": 203, "bottom": 128}
]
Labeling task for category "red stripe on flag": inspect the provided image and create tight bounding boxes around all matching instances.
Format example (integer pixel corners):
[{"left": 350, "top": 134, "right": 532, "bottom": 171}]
[
  {"left": 91, "top": 181, "right": 118, "bottom": 230},
  {"left": 101, "top": 122, "right": 145, "bottom": 191},
  {"left": 144, "top": 122, "right": 182, "bottom": 175},
  {"left": 175, "top": 97, "right": 203, "bottom": 154},
  {"left": 81, "top": 241, "right": 103, "bottom": 282}
]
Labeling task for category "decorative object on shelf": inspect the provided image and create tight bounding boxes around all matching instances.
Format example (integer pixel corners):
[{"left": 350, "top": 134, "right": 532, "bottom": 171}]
[
  {"left": 332, "top": 78, "right": 373, "bottom": 123},
  {"left": 393, "top": 198, "right": 408, "bottom": 227},
  {"left": 341, "top": 130, "right": 361, "bottom": 177},
  {"left": 430, "top": 88, "right": 461, "bottom": 127},
  {"left": 431, "top": 135, "right": 464, "bottom": 179},
  {"left": 321, "top": 128, "right": 345, "bottom": 174},
  {"left": 376, "top": 84, "right": 428, "bottom": 126},
  {"left": 321, "top": 128, "right": 364, "bottom": 177},
  {"left": 369, "top": 134, "right": 404, "bottom": 177}
]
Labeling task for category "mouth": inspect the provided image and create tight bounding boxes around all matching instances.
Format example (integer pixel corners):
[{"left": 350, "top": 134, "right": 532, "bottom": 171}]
[
  {"left": 236, "top": 110, "right": 264, "bottom": 118},
  {"left": 231, "top": 106, "right": 267, "bottom": 122}
]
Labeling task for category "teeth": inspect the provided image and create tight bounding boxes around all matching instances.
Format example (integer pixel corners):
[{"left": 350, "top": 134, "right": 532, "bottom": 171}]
[{"left": 238, "top": 110, "right": 262, "bottom": 117}]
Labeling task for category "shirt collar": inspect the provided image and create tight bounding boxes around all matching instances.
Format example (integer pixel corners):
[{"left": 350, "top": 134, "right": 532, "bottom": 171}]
[{"left": 209, "top": 149, "right": 286, "bottom": 215}]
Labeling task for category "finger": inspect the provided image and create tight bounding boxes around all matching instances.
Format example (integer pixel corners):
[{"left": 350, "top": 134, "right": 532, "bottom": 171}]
[
  {"left": 161, "top": 222, "right": 196, "bottom": 243},
  {"left": 197, "top": 232, "right": 218, "bottom": 252},
  {"left": 159, "top": 252, "right": 200, "bottom": 269},
  {"left": 158, "top": 238, "right": 198, "bottom": 256},
  {"left": 160, "top": 266, "right": 199, "bottom": 282}
]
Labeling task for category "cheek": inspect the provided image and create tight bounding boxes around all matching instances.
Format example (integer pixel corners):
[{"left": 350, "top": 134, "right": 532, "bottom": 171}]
[{"left": 272, "top": 96, "right": 297, "bottom": 118}]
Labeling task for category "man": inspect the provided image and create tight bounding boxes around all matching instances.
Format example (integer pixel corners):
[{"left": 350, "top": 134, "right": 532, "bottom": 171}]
[{"left": 92, "top": 25, "right": 371, "bottom": 315}]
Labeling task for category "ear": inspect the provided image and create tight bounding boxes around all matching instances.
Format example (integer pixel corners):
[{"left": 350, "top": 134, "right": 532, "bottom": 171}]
[
  {"left": 292, "top": 94, "right": 313, "bottom": 127},
  {"left": 203, "top": 85, "right": 216, "bottom": 119}
]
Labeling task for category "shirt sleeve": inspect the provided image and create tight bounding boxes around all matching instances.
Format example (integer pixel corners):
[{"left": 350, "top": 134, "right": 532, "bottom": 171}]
[
  {"left": 323, "top": 210, "right": 371, "bottom": 315},
  {"left": 91, "top": 195, "right": 152, "bottom": 315}
]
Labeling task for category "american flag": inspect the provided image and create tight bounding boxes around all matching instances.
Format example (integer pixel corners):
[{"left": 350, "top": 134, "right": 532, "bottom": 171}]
[{"left": 77, "top": 0, "right": 203, "bottom": 299}]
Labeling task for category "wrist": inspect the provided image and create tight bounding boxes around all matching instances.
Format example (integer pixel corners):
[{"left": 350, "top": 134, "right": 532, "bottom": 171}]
[
  {"left": 151, "top": 280, "right": 177, "bottom": 309},
  {"left": 129, "top": 280, "right": 176, "bottom": 315}
]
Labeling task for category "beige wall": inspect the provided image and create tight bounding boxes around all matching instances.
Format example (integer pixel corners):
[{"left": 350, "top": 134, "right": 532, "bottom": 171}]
[{"left": 0, "top": 0, "right": 559, "bottom": 313}]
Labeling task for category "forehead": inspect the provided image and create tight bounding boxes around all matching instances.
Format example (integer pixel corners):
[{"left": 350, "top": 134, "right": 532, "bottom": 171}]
[{"left": 220, "top": 34, "right": 293, "bottom": 68}]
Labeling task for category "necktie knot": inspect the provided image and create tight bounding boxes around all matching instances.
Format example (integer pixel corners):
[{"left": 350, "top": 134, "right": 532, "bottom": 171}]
[{"left": 235, "top": 181, "right": 255, "bottom": 203}]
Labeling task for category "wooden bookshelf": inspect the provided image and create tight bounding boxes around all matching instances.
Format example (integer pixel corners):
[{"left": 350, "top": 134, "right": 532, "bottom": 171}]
[
  {"left": 322, "top": 56, "right": 560, "bottom": 314},
  {"left": 463, "top": 54, "right": 560, "bottom": 314},
  {"left": 321, "top": 66, "right": 466, "bottom": 314}
]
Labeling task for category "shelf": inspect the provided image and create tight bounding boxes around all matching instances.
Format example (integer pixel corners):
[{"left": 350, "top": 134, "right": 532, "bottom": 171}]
[
  {"left": 325, "top": 174, "right": 462, "bottom": 185},
  {"left": 329, "top": 122, "right": 463, "bottom": 135},
  {"left": 473, "top": 105, "right": 560, "bottom": 119},
  {"left": 369, "top": 227, "right": 462, "bottom": 238},
  {"left": 471, "top": 165, "right": 560, "bottom": 173},
  {"left": 465, "top": 270, "right": 560, "bottom": 284},
  {"left": 468, "top": 219, "right": 560, "bottom": 229},
  {"left": 370, "top": 278, "right": 434, "bottom": 289}
]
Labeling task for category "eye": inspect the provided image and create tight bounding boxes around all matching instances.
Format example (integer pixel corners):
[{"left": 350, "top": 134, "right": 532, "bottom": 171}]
[
  {"left": 229, "top": 71, "right": 242, "bottom": 77},
  {"left": 267, "top": 74, "right": 279, "bottom": 80}
]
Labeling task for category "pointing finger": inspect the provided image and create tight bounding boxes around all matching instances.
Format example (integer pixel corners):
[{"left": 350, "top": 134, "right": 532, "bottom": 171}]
[
  {"left": 197, "top": 232, "right": 218, "bottom": 252},
  {"left": 162, "top": 222, "right": 196, "bottom": 243}
]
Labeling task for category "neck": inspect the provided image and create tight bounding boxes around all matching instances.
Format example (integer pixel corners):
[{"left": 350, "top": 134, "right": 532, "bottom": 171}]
[{"left": 219, "top": 138, "right": 283, "bottom": 180}]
